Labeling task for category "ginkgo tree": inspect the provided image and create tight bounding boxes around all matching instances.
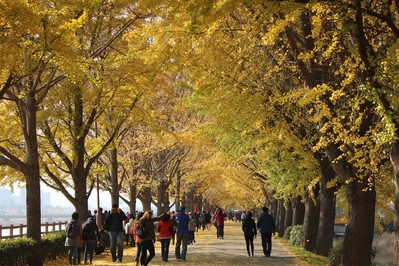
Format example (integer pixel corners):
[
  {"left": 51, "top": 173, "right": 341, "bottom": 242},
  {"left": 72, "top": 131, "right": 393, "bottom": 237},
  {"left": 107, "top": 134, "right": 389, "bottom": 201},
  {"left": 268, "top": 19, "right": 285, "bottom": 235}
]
[{"left": 146, "top": 1, "right": 399, "bottom": 265}]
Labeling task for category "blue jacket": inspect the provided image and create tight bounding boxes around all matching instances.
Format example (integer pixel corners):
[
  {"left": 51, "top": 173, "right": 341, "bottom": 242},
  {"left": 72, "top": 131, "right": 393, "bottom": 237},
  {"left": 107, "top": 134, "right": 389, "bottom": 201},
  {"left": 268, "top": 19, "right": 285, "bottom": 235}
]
[
  {"left": 175, "top": 212, "right": 190, "bottom": 234},
  {"left": 257, "top": 212, "right": 276, "bottom": 234}
]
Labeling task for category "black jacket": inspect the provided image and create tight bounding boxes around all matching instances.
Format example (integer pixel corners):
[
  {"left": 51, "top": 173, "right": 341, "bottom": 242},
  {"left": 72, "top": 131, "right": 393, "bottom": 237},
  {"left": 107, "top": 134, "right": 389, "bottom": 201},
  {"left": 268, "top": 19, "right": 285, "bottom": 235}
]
[
  {"left": 104, "top": 210, "right": 127, "bottom": 232},
  {"left": 82, "top": 216, "right": 100, "bottom": 240},
  {"left": 242, "top": 217, "right": 257, "bottom": 237}
]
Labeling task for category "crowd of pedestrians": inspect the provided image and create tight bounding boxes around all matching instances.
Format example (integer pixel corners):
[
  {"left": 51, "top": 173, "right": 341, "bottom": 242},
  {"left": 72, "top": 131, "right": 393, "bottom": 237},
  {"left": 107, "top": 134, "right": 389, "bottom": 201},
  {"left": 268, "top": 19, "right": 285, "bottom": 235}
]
[{"left": 64, "top": 205, "right": 276, "bottom": 265}]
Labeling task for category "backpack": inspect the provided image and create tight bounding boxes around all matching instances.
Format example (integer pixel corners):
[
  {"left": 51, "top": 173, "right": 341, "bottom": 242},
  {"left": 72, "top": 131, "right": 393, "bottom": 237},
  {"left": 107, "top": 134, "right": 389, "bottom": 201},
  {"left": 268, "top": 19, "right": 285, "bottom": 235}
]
[
  {"left": 67, "top": 221, "right": 78, "bottom": 238},
  {"left": 136, "top": 222, "right": 148, "bottom": 239}
]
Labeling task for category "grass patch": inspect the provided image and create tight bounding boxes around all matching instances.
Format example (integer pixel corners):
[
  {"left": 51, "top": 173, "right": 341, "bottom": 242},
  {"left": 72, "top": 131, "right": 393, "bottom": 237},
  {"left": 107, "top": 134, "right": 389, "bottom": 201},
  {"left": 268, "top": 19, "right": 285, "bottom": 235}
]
[{"left": 278, "top": 238, "right": 329, "bottom": 265}]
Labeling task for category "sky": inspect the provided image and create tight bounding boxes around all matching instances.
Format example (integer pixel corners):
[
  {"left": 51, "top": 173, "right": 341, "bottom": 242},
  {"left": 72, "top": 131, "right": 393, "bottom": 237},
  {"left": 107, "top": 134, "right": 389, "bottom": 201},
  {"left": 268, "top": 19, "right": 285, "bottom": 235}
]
[{"left": 8, "top": 183, "right": 132, "bottom": 212}]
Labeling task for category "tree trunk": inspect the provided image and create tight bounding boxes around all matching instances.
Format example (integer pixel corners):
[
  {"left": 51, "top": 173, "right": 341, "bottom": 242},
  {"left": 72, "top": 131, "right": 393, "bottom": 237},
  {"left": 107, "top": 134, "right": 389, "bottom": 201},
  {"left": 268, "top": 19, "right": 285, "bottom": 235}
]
[
  {"left": 277, "top": 200, "right": 286, "bottom": 237},
  {"left": 141, "top": 187, "right": 152, "bottom": 212},
  {"left": 185, "top": 190, "right": 195, "bottom": 212},
  {"left": 341, "top": 179, "right": 376, "bottom": 266},
  {"left": 284, "top": 200, "right": 293, "bottom": 232},
  {"left": 315, "top": 158, "right": 337, "bottom": 256},
  {"left": 157, "top": 180, "right": 169, "bottom": 214},
  {"left": 326, "top": 144, "right": 376, "bottom": 265},
  {"left": 72, "top": 88, "right": 89, "bottom": 221},
  {"left": 25, "top": 93, "right": 43, "bottom": 266},
  {"left": 129, "top": 183, "right": 137, "bottom": 214},
  {"left": 391, "top": 141, "right": 399, "bottom": 266},
  {"left": 292, "top": 196, "right": 305, "bottom": 225},
  {"left": 301, "top": 191, "right": 320, "bottom": 251},
  {"left": 175, "top": 170, "right": 182, "bottom": 210},
  {"left": 110, "top": 148, "right": 119, "bottom": 205},
  {"left": 196, "top": 195, "right": 203, "bottom": 213},
  {"left": 270, "top": 197, "right": 278, "bottom": 218}
]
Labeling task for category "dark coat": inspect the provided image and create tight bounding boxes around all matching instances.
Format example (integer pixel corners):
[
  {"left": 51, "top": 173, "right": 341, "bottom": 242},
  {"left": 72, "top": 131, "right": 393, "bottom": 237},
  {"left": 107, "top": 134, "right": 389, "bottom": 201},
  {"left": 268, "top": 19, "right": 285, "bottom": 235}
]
[
  {"left": 82, "top": 216, "right": 100, "bottom": 241},
  {"left": 257, "top": 212, "right": 276, "bottom": 234},
  {"left": 242, "top": 217, "right": 257, "bottom": 237},
  {"left": 104, "top": 210, "right": 127, "bottom": 232}
]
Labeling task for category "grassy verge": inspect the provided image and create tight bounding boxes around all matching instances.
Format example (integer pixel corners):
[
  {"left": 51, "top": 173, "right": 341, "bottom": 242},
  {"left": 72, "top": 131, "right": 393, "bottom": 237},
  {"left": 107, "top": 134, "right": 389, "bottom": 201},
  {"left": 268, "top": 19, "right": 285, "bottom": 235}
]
[{"left": 278, "top": 239, "right": 329, "bottom": 266}]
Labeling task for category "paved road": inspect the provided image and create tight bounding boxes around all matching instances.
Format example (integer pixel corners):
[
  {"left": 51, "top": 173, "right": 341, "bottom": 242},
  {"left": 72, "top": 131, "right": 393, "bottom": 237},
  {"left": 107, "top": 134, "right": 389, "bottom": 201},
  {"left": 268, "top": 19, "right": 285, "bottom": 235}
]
[{"left": 46, "top": 221, "right": 299, "bottom": 265}]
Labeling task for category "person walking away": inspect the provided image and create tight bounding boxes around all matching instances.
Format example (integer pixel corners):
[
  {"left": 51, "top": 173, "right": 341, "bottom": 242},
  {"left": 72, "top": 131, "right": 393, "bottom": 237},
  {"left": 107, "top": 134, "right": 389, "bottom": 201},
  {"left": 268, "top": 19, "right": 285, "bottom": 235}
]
[
  {"left": 216, "top": 209, "right": 227, "bottom": 239},
  {"left": 188, "top": 212, "right": 196, "bottom": 244},
  {"left": 205, "top": 211, "right": 211, "bottom": 230},
  {"left": 124, "top": 213, "right": 131, "bottom": 246},
  {"left": 65, "top": 212, "right": 82, "bottom": 265},
  {"left": 103, "top": 203, "right": 127, "bottom": 262},
  {"left": 194, "top": 212, "right": 200, "bottom": 232},
  {"left": 156, "top": 213, "right": 173, "bottom": 262},
  {"left": 138, "top": 210, "right": 163, "bottom": 266},
  {"left": 257, "top": 206, "right": 276, "bottom": 257},
  {"left": 200, "top": 211, "right": 206, "bottom": 231},
  {"left": 175, "top": 206, "right": 190, "bottom": 261},
  {"left": 128, "top": 213, "right": 136, "bottom": 247},
  {"left": 170, "top": 211, "right": 177, "bottom": 245},
  {"left": 242, "top": 211, "right": 257, "bottom": 257},
  {"left": 82, "top": 215, "right": 100, "bottom": 265},
  {"left": 241, "top": 210, "right": 247, "bottom": 222},
  {"left": 133, "top": 212, "right": 144, "bottom": 266}
]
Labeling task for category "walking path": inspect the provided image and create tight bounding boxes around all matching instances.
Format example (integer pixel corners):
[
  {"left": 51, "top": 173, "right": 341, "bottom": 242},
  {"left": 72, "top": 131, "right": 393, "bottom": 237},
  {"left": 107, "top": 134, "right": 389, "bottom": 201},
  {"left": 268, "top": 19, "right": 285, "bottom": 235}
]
[{"left": 46, "top": 221, "right": 299, "bottom": 265}]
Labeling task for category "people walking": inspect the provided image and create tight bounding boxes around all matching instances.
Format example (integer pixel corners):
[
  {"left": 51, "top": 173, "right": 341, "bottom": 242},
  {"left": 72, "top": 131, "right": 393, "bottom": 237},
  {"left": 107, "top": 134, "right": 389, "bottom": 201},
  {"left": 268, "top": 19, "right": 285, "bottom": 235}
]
[
  {"left": 156, "top": 213, "right": 174, "bottom": 262},
  {"left": 175, "top": 206, "right": 190, "bottom": 261},
  {"left": 215, "top": 208, "right": 227, "bottom": 239},
  {"left": 170, "top": 211, "right": 177, "bottom": 245},
  {"left": 65, "top": 212, "right": 82, "bottom": 265},
  {"left": 200, "top": 211, "right": 206, "bottom": 231},
  {"left": 242, "top": 211, "right": 257, "bottom": 257},
  {"left": 103, "top": 203, "right": 127, "bottom": 262},
  {"left": 188, "top": 212, "right": 196, "bottom": 244},
  {"left": 82, "top": 215, "right": 100, "bottom": 265},
  {"left": 133, "top": 212, "right": 144, "bottom": 266},
  {"left": 205, "top": 211, "right": 211, "bottom": 230},
  {"left": 257, "top": 206, "right": 276, "bottom": 257},
  {"left": 138, "top": 210, "right": 163, "bottom": 266}
]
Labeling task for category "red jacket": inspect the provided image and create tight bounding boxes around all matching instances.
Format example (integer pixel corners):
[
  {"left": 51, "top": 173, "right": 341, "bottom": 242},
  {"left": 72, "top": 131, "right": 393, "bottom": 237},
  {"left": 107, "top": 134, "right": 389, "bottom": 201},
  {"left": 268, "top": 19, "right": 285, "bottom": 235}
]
[
  {"left": 157, "top": 220, "right": 173, "bottom": 239},
  {"left": 216, "top": 213, "right": 227, "bottom": 226}
]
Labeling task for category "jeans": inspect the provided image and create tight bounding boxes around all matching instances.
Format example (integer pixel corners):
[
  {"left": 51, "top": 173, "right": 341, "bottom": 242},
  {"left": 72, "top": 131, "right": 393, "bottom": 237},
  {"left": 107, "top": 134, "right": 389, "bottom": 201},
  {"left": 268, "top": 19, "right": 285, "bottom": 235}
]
[
  {"left": 135, "top": 242, "right": 141, "bottom": 263},
  {"left": 68, "top": 246, "right": 78, "bottom": 265},
  {"left": 175, "top": 233, "right": 189, "bottom": 260},
  {"left": 217, "top": 225, "right": 224, "bottom": 238},
  {"left": 140, "top": 239, "right": 155, "bottom": 265},
  {"left": 160, "top": 238, "right": 171, "bottom": 261},
  {"left": 244, "top": 235, "right": 254, "bottom": 256},
  {"left": 189, "top": 231, "right": 195, "bottom": 244},
  {"left": 109, "top": 231, "right": 124, "bottom": 261},
  {"left": 261, "top": 232, "right": 273, "bottom": 256},
  {"left": 84, "top": 240, "right": 96, "bottom": 263}
]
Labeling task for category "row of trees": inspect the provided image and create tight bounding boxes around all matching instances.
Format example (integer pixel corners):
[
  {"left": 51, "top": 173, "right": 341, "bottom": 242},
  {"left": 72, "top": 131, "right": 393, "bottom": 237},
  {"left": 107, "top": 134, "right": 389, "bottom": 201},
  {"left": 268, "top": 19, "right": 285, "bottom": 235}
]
[
  {"left": 0, "top": 1, "right": 263, "bottom": 265},
  {"left": 150, "top": 1, "right": 399, "bottom": 266},
  {"left": 1, "top": 1, "right": 399, "bottom": 265}
]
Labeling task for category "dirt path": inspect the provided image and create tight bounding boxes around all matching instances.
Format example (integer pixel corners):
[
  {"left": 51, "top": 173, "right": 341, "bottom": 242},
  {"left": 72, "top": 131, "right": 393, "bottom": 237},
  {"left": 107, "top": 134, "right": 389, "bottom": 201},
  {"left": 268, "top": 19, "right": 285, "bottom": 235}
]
[{"left": 46, "top": 221, "right": 299, "bottom": 265}]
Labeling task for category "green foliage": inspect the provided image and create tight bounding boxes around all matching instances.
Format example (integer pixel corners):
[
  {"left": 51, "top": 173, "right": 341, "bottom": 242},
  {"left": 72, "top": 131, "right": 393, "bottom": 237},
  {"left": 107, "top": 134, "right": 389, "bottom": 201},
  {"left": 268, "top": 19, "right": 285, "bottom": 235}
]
[
  {"left": 0, "top": 238, "right": 35, "bottom": 266},
  {"left": 283, "top": 225, "right": 293, "bottom": 240},
  {"left": 327, "top": 240, "right": 378, "bottom": 266},
  {"left": 280, "top": 238, "right": 329, "bottom": 265},
  {"left": 328, "top": 240, "right": 343, "bottom": 266},
  {"left": 0, "top": 233, "right": 66, "bottom": 266},
  {"left": 42, "top": 232, "right": 68, "bottom": 262},
  {"left": 289, "top": 225, "right": 302, "bottom": 246}
]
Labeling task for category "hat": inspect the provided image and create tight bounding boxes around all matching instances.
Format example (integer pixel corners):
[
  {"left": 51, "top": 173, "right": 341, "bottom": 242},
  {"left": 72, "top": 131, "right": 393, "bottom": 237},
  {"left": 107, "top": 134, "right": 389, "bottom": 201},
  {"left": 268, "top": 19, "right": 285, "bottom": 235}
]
[{"left": 178, "top": 206, "right": 186, "bottom": 212}]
